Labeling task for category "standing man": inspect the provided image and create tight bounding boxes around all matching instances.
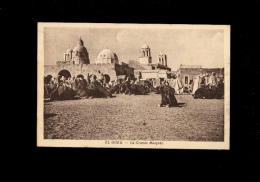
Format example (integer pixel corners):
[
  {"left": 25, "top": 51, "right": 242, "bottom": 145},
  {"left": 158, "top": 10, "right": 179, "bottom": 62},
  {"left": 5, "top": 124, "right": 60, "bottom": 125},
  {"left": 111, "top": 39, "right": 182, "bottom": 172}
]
[
  {"left": 137, "top": 71, "right": 142, "bottom": 82},
  {"left": 208, "top": 72, "right": 218, "bottom": 89},
  {"left": 103, "top": 75, "right": 107, "bottom": 88},
  {"left": 98, "top": 70, "right": 104, "bottom": 86},
  {"left": 204, "top": 74, "right": 209, "bottom": 88},
  {"left": 192, "top": 76, "right": 199, "bottom": 95}
]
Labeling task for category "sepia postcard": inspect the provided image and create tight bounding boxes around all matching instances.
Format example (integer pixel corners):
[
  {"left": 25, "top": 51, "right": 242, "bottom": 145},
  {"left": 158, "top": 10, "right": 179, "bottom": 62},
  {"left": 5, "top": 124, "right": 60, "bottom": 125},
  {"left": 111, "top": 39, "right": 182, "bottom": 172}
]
[{"left": 38, "top": 23, "right": 230, "bottom": 149}]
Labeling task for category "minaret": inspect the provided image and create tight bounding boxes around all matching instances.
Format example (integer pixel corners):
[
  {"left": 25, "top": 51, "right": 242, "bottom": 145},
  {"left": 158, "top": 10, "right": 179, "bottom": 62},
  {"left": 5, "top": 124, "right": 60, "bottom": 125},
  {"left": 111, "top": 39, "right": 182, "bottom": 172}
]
[
  {"left": 158, "top": 51, "right": 167, "bottom": 67},
  {"left": 65, "top": 44, "right": 73, "bottom": 62},
  {"left": 139, "top": 42, "right": 152, "bottom": 64}
]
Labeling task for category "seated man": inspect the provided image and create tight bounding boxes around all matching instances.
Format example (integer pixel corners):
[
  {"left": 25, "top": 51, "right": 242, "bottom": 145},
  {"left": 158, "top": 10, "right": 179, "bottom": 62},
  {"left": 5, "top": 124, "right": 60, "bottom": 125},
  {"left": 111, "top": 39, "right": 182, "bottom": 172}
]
[
  {"left": 64, "top": 77, "right": 72, "bottom": 88},
  {"left": 121, "top": 77, "right": 131, "bottom": 95},
  {"left": 158, "top": 81, "right": 178, "bottom": 108}
]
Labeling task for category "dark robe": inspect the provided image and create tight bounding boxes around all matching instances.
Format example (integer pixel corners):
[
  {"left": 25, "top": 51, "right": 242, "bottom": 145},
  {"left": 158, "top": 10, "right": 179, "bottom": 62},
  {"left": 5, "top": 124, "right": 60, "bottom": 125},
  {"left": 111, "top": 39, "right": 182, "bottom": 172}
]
[{"left": 159, "top": 84, "right": 178, "bottom": 107}]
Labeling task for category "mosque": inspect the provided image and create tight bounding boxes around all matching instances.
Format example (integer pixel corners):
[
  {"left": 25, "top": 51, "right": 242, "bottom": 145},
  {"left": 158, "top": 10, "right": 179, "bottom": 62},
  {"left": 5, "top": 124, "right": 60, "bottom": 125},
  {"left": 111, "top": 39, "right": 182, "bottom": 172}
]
[
  {"left": 44, "top": 37, "right": 134, "bottom": 82},
  {"left": 44, "top": 37, "right": 172, "bottom": 83},
  {"left": 128, "top": 43, "right": 171, "bottom": 80}
]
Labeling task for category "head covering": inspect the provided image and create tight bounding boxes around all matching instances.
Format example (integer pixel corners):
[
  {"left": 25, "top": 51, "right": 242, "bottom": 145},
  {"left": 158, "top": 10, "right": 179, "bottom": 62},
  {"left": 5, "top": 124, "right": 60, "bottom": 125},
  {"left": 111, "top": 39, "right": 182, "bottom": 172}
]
[{"left": 91, "top": 74, "right": 97, "bottom": 81}]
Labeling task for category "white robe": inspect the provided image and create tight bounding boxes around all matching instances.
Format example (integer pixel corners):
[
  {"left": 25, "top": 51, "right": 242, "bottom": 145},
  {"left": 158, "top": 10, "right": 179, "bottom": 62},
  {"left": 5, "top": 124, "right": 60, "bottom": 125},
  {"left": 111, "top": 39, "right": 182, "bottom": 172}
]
[
  {"left": 169, "top": 78, "right": 183, "bottom": 94},
  {"left": 192, "top": 77, "right": 199, "bottom": 94}
]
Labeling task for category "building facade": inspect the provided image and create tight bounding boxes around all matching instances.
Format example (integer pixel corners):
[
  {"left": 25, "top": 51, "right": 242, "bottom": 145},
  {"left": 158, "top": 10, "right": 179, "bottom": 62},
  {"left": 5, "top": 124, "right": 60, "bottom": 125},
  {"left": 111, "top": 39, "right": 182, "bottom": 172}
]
[
  {"left": 44, "top": 37, "right": 224, "bottom": 86},
  {"left": 176, "top": 64, "right": 224, "bottom": 86},
  {"left": 44, "top": 38, "right": 134, "bottom": 82}
]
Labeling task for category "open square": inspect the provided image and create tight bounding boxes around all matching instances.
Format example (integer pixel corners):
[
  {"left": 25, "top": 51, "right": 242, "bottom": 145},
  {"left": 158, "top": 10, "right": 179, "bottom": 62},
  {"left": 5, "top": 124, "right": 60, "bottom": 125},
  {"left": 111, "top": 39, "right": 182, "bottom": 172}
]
[{"left": 44, "top": 94, "right": 224, "bottom": 141}]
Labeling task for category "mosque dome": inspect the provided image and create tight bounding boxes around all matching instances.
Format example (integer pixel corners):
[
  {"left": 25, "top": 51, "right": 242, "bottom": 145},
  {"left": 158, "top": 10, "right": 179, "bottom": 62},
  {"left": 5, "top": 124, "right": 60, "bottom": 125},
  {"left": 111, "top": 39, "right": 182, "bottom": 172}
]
[
  {"left": 66, "top": 48, "right": 73, "bottom": 53},
  {"left": 73, "top": 37, "right": 87, "bottom": 53},
  {"left": 141, "top": 44, "right": 149, "bottom": 49},
  {"left": 73, "top": 46, "right": 87, "bottom": 52},
  {"left": 96, "top": 48, "right": 119, "bottom": 64}
]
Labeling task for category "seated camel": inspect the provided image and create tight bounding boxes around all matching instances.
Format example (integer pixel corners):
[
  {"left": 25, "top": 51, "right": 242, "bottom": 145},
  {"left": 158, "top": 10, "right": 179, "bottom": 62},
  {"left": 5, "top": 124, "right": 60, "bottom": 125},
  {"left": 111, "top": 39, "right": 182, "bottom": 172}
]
[
  {"left": 130, "top": 84, "right": 147, "bottom": 95},
  {"left": 50, "top": 82, "right": 76, "bottom": 101},
  {"left": 193, "top": 83, "right": 224, "bottom": 99},
  {"left": 72, "top": 78, "right": 112, "bottom": 98}
]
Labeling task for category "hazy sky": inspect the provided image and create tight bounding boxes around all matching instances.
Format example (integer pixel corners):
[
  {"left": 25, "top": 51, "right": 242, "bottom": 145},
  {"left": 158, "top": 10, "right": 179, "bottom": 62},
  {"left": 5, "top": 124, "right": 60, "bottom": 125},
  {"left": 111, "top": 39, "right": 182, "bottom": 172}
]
[{"left": 44, "top": 26, "right": 224, "bottom": 71}]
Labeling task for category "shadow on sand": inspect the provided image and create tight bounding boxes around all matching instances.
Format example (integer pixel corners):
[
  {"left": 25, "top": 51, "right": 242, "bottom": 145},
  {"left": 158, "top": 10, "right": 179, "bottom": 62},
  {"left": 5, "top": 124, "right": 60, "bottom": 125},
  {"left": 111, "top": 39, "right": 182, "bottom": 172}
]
[
  {"left": 44, "top": 113, "right": 57, "bottom": 119},
  {"left": 158, "top": 102, "right": 187, "bottom": 108},
  {"left": 175, "top": 102, "right": 187, "bottom": 107},
  {"left": 44, "top": 97, "right": 82, "bottom": 102},
  {"left": 44, "top": 99, "right": 52, "bottom": 103}
]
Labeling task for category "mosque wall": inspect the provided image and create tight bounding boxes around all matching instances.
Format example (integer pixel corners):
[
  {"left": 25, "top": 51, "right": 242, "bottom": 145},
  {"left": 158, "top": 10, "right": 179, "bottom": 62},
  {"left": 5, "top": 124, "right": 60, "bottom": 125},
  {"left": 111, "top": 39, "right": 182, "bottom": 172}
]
[
  {"left": 44, "top": 64, "right": 65, "bottom": 77},
  {"left": 139, "top": 57, "right": 152, "bottom": 65},
  {"left": 44, "top": 62, "right": 134, "bottom": 82},
  {"left": 128, "top": 60, "right": 153, "bottom": 70},
  {"left": 157, "top": 71, "right": 168, "bottom": 80},
  {"left": 134, "top": 70, "right": 168, "bottom": 80},
  {"left": 115, "top": 62, "right": 134, "bottom": 78},
  {"left": 140, "top": 71, "right": 159, "bottom": 79}
]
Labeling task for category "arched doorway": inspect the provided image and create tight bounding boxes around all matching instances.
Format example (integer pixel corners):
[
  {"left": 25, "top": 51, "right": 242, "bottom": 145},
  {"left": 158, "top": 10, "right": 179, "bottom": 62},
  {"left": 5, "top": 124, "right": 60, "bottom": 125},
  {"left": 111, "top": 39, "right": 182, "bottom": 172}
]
[
  {"left": 58, "top": 69, "right": 71, "bottom": 80},
  {"left": 103, "top": 74, "right": 110, "bottom": 83},
  {"left": 123, "top": 70, "right": 127, "bottom": 75},
  {"left": 76, "top": 74, "right": 84, "bottom": 79}
]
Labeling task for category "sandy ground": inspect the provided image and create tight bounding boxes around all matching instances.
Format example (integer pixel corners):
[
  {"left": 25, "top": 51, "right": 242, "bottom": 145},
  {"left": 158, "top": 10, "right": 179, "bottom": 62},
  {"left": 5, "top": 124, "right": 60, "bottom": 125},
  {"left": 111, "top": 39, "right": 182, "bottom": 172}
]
[{"left": 44, "top": 93, "right": 224, "bottom": 141}]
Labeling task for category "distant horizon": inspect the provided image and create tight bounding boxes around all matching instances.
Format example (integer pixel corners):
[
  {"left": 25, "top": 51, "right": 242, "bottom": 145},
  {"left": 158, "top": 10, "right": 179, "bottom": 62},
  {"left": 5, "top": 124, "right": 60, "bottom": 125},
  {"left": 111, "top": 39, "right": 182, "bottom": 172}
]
[{"left": 44, "top": 25, "right": 225, "bottom": 71}]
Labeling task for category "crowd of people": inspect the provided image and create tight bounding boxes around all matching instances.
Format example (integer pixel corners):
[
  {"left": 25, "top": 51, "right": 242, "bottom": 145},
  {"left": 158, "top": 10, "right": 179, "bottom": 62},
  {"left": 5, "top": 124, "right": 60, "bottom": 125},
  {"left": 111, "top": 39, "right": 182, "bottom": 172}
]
[
  {"left": 191, "top": 72, "right": 224, "bottom": 94},
  {"left": 44, "top": 70, "right": 153, "bottom": 100},
  {"left": 44, "top": 70, "right": 224, "bottom": 101}
]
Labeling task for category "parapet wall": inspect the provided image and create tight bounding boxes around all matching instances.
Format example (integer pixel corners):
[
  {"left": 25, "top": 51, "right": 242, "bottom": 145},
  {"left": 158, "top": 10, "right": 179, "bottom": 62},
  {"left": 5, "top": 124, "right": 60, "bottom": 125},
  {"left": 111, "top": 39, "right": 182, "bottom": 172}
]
[{"left": 44, "top": 63, "right": 134, "bottom": 82}]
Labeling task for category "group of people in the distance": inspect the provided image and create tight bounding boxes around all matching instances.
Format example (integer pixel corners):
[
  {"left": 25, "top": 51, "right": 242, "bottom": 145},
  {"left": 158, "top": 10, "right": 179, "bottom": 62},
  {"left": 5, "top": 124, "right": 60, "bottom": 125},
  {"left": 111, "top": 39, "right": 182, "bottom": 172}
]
[
  {"left": 191, "top": 72, "right": 224, "bottom": 99},
  {"left": 43, "top": 72, "right": 180, "bottom": 108},
  {"left": 44, "top": 70, "right": 224, "bottom": 107},
  {"left": 44, "top": 71, "right": 154, "bottom": 101}
]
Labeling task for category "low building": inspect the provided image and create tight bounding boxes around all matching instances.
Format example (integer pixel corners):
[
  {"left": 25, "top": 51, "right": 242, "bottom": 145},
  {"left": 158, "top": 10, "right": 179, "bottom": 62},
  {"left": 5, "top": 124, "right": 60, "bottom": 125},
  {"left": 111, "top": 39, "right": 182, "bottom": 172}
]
[{"left": 176, "top": 64, "right": 224, "bottom": 86}]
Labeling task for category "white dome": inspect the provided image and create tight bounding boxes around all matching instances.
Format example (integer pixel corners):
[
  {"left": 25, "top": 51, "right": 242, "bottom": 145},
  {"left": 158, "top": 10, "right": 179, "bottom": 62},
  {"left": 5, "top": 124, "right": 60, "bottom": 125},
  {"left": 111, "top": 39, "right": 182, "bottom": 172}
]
[
  {"left": 66, "top": 48, "right": 73, "bottom": 53},
  {"left": 159, "top": 52, "right": 165, "bottom": 55},
  {"left": 96, "top": 48, "right": 119, "bottom": 64},
  {"left": 141, "top": 44, "right": 149, "bottom": 49}
]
